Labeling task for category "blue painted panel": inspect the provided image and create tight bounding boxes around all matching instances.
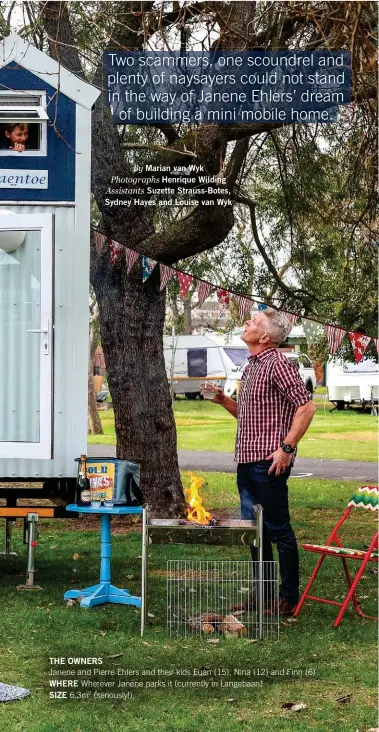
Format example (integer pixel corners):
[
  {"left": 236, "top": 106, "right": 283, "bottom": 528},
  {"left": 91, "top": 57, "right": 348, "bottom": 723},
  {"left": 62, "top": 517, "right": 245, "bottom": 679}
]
[{"left": 0, "top": 63, "right": 75, "bottom": 201}]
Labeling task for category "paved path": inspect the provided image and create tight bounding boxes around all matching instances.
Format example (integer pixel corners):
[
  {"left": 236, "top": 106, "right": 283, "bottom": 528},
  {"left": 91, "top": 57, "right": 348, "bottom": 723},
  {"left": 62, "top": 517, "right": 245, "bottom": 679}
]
[{"left": 87, "top": 444, "right": 377, "bottom": 482}]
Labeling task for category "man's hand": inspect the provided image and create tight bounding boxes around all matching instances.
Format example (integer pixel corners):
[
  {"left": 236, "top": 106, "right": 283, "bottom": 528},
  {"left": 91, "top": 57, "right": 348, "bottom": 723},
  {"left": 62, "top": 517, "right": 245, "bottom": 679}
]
[{"left": 266, "top": 448, "right": 292, "bottom": 476}]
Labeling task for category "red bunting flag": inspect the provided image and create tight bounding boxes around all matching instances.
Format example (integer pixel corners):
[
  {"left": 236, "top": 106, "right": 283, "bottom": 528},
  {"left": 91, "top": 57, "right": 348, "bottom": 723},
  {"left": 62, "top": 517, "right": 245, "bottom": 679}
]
[
  {"left": 373, "top": 337, "right": 379, "bottom": 354},
  {"left": 159, "top": 264, "right": 176, "bottom": 290},
  {"left": 325, "top": 325, "right": 346, "bottom": 354},
  {"left": 235, "top": 295, "right": 251, "bottom": 322},
  {"left": 216, "top": 288, "right": 230, "bottom": 307},
  {"left": 282, "top": 311, "right": 298, "bottom": 329},
  {"left": 125, "top": 247, "right": 140, "bottom": 274},
  {"left": 93, "top": 230, "right": 106, "bottom": 254},
  {"left": 109, "top": 240, "right": 124, "bottom": 264},
  {"left": 177, "top": 272, "right": 193, "bottom": 299},
  {"left": 197, "top": 281, "right": 212, "bottom": 305},
  {"left": 348, "top": 332, "right": 371, "bottom": 363}
]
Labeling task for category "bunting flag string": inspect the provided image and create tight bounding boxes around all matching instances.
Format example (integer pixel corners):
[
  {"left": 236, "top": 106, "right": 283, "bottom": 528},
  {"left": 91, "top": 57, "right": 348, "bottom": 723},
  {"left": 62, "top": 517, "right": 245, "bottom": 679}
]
[
  {"left": 109, "top": 240, "right": 124, "bottom": 264},
  {"left": 348, "top": 332, "right": 371, "bottom": 363},
  {"left": 141, "top": 255, "right": 157, "bottom": 282},
  {"left": 283, "top": 312, "right": 298, "bottom": 329},
  {"left": 159, "top": 264, "right": 176, "bottom": 291},
  {"left": 197, "top": 281, "right": 212, "bottom": 305},
  {"left": 93, "top": 230, "right": 106, "bottom": 254},
  {"left": 92, "top": 229, "right": 376, "bottom": 353},
  {"left": 235, "top": 295, "right": 252, "bottom": 322},
  {"left": 325, "top": 325, "right": 347, "bottom": 355},
  {"left": 177, "top": 272, "right": 193, "bottom": 299},
  {"left": 216, "top": 288, "right": 230, "bottom": 307},
  {"left": 302, "top": 318, "right": 323, "bottom": 346},
  {"left": 125, "top": 247, "right": 140, "bottom": 274}
]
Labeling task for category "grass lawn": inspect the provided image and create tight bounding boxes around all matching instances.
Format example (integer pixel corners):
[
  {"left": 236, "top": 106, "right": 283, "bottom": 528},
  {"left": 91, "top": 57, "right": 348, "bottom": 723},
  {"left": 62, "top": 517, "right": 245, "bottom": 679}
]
[
  {"left": 88, "top": 400, "right": 378, "bottom": 462},
  {"left": 0, "top": 475, "right": 377, "bottom": 732}
]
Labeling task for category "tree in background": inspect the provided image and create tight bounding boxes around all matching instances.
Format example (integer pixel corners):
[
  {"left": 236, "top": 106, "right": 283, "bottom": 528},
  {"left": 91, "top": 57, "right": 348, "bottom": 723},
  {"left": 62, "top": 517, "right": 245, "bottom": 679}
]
[{"left": 3, "top": 0, "right": 376, "bottom": 513}]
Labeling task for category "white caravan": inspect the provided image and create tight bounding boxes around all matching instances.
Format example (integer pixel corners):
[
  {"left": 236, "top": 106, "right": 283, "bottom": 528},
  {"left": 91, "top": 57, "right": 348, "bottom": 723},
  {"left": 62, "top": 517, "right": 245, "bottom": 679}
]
[
  {"left": 163, "top": 334, "right": 249, "bottom": 399},
  {"left": 326, "top": 358, "right": 379, "bottom": 410}
]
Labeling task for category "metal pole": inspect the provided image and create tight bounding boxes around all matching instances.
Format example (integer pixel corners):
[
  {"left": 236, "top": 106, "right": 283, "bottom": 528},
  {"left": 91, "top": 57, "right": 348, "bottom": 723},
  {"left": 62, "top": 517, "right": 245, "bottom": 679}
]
[
  {"left": 141, "top": 508, "right": 147, "bottom": 637},
  {"left": 17, "top": 513, "right": 42, "bottom": 590},
  {"left": 255, "top": 504, "right": 264, "bottom": 640}
]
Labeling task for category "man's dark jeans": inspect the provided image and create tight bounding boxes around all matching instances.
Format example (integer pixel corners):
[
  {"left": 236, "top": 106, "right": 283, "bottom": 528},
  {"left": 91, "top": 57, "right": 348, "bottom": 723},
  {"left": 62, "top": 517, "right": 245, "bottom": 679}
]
[{"left": 237, "top": 460, "right": 299, "bottom": 604}]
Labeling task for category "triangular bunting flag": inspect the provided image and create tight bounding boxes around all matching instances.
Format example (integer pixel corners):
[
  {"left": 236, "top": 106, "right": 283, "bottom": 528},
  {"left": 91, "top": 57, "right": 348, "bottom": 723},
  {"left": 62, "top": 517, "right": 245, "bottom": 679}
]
[
  {"left": 216, "top": 288, "right": 230, "bottom": 307},
  {"left": 373, "top": 337, "right": 379, "bottom": 354},
  {"left": 348, "top": 332, "right": 371, "bottom": 363},
  {"left": 177, "top": 272, "right": 193, "bottom": 299},
  {"left": 109, "top": 239, "right": 124, "bottom": 264},
  {"left": 258, "top": 303, "right": 268, "bottom": 311},
  {"left": 93, "top": 230, "right": 106, "bottom": 254},
  {"left": 282, "top": 311, "right": 298, "bottom": 329},
  {"left": 197, "top": 281, "right": 212, "bottom": 306},
  {"left": 325, "top": 325, "right": 346, "bottom": 354},
  {"left": 159, "top": 264, "right": 176, "bottom": 290},
  {"left": 235, "top": 295, "right": 251, "bottom": 322},
  {"left": 125, "top": 247, "right": 140, "bottom": 274},
  {"left": 142, "top": 255, "right": 157, "bottom": 282},
  {"left": 302, "top": 319, "right": 322, "bottom": 346}
]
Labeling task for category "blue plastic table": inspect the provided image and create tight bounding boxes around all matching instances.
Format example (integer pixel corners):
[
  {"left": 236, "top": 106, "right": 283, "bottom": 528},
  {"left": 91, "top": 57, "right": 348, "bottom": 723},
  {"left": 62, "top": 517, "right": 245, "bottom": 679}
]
[{"left": 64, "top": 504, "right": 143, "bottom": 609}]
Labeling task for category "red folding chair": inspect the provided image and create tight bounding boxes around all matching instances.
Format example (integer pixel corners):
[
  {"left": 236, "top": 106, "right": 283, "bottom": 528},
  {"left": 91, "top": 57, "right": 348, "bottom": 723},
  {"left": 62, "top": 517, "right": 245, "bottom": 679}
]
[{"left": 294, "top": 486, "right": 378, "bottom": 628}]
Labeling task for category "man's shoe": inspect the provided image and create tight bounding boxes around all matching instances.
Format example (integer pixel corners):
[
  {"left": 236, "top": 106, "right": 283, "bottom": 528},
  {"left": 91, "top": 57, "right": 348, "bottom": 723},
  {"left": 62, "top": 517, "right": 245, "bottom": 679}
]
[{"left": 278, "top": 598, "right": 298, "bottom": 616}]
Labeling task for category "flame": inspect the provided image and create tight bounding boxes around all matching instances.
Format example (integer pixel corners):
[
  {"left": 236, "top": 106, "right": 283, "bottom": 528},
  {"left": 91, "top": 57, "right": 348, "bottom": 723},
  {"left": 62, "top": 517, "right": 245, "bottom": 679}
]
[{"left": 185, "top": 472, "right": 212, "bottom": 525}]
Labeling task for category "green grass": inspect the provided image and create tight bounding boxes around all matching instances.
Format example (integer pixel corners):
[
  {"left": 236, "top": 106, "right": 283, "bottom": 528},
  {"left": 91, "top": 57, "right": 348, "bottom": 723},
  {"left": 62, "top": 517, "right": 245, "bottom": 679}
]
[
  {"left": 88, "top": 401, "right": 378, "bottom": 462},
  {"left": 0, "top": 476, "right": 377, "bottom": 731}
]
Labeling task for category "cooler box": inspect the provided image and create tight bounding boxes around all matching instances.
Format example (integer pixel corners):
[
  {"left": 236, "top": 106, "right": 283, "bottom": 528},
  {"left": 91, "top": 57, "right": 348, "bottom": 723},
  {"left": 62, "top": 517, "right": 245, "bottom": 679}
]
[{"left": 76, "top": 457, "right": 142, "bottom": 506}]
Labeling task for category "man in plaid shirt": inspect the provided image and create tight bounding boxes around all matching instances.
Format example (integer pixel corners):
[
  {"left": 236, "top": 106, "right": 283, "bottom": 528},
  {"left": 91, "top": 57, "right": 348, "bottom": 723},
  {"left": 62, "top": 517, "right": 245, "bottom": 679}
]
[{"left": 206, "top": 308, "right": 316, "bottom": 615}]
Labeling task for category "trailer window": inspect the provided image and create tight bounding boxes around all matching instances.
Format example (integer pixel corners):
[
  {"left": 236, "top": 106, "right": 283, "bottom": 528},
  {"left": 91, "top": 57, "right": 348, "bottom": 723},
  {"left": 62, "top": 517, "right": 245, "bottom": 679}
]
[
  {"left": 187, "top": 349, "right": 207, "bottom": 377},
  {"left": 223, "top": 347, "right": 249, "bottom": 366}
]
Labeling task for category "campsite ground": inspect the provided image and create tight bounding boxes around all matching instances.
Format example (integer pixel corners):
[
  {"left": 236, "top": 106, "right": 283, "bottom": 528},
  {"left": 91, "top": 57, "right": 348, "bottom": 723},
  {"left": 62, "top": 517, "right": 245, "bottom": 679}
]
[{"left": 0, "top": 475, "right": 377, "bottom": 732}]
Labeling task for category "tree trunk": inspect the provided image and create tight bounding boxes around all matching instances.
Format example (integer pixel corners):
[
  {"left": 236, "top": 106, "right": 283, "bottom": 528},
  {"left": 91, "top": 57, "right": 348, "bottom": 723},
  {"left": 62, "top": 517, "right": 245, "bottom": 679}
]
[
  {"left": 87, "top": 325, "right": 103, "bottom": 435},
  {"left": 183, "top": 297, "right": 193, "bottom": 334},
  {"left": 91, "top": 251, "right": 185, "bottom": 517}
]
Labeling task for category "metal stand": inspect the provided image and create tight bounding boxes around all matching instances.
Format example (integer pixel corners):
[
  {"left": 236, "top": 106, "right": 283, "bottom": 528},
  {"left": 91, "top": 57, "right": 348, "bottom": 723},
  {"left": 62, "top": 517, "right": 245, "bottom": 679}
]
[
  {"left": 64, "top": 504, "right": 143, "bottom": 609},
  {"left": 141, "top": 507, "right": 265, "bottom": 637},
  {"left": 0, "top": 518, "right": 17, "bottom": 556},
  {"left": 17, "top": 513, "right": 42, "bottom": 590}
]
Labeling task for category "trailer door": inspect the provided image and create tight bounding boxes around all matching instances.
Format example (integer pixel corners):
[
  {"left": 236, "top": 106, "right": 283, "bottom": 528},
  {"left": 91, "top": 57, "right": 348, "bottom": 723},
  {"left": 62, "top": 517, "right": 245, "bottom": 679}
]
[{"left": 0, "top": 213, "right": 53, "bottom": 459}]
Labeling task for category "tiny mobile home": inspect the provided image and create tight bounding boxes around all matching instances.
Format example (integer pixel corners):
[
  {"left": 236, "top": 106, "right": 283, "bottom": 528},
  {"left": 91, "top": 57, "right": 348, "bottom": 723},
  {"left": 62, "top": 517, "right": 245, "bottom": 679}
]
[{"left": 0, "top": 35, "right": 100, "bottom": 493}]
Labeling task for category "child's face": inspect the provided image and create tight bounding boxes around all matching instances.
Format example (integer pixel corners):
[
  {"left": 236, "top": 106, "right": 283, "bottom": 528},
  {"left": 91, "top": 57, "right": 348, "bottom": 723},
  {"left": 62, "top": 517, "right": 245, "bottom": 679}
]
[{"left": 5, "top": 125, "right": 29, "bottom": 146}]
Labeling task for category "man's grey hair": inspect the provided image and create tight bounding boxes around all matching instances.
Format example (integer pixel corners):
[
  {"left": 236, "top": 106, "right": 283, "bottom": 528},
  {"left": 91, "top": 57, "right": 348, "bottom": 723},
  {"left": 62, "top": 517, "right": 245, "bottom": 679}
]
[{"left": 260, "top": 308, "right": 292, "bottom": 345}]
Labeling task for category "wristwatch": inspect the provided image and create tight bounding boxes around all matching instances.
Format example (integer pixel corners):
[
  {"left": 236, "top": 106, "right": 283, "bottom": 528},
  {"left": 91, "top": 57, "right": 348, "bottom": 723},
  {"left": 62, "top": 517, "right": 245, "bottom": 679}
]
[{"left": 281, "top": 442, "right": 295, "bottom": 454}]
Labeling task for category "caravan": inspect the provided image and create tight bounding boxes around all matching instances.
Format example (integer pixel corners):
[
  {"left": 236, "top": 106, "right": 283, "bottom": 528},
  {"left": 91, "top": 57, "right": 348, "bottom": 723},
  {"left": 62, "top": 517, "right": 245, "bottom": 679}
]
[{"left": 163, "top": 334, "right": 249, "bottom": 399}]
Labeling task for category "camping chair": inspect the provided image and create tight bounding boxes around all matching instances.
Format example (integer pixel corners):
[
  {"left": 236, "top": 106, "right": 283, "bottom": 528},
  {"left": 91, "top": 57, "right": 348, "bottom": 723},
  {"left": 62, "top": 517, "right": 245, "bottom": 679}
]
[{"left": 294, "top": 486, "right": 378, "bottom": 628}]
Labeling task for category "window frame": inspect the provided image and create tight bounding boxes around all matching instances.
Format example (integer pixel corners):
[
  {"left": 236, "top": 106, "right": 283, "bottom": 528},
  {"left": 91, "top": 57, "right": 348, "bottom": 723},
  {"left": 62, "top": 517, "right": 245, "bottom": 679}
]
[{"left": 0, "top": 90, "right": 48, "bottom": 157}]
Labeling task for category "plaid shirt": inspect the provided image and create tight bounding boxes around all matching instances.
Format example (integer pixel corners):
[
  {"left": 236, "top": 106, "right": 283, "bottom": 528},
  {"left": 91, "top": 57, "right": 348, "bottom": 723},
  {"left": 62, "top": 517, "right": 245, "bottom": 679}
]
[{"left": 235, "top": 348, "right": 311, "bottom": 463}]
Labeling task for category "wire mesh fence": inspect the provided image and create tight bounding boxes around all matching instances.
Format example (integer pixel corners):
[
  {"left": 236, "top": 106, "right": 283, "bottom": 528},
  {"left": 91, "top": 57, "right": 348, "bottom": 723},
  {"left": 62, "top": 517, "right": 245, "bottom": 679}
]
[{"left": 167, "top": 560, "right": 279, "bottom": 640}]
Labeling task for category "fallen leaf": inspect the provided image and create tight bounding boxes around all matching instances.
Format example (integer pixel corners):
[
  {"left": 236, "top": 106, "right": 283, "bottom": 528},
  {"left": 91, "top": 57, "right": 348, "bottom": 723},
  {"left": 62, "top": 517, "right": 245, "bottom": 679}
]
[
  {"left": 72, "top": 553, "right": 80, "bottom": 560},
  {"left": 99, "top": 630, "right": 106, "bottom": 636},
  {"left": 147, "top": 612, "right": 155, "bottom": 618},
  {"left": 336, "top": 694, "right": 353, "bottom": 704},
  {"left": 50, "top": 545, "right": 58, "bottom": 550},
  {"left": 108, "top": 654, "right": 123, "bottom": 659},
  {"left": 142, "top": 641, "right": 150, "bottom": 646},
  {"left": 206, "top": 638, "right": 219, "bottom": 644},
  {"left": 127, "top": 574, "right": 134, "bottom": 579},
  {"left": 281, "top": 702, "right": 307, "bottom": 712},
  {"left": 285, "top": 617, "right": 298, "bottom": 623},
  {"left": 227, "top": 698, "right": 236, "bottom": 703}
]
